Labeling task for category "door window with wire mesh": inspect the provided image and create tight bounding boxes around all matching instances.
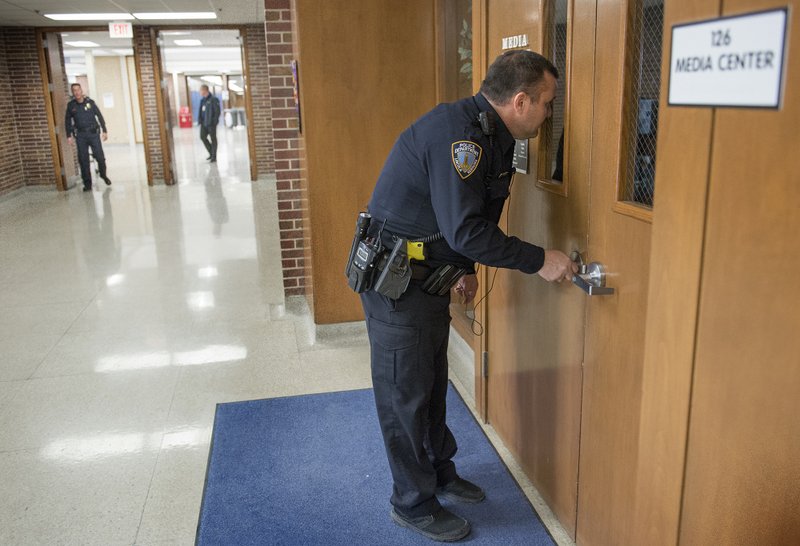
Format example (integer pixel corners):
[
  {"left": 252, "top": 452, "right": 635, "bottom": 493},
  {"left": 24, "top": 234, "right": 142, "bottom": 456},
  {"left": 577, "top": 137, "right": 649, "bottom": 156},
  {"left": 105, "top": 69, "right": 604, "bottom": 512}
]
[
  {"left": 620, "top": 0, "right": 664, "bottom": 208},
  {"left": 538, "top": 0, "right": 569, "bottom": 186}
]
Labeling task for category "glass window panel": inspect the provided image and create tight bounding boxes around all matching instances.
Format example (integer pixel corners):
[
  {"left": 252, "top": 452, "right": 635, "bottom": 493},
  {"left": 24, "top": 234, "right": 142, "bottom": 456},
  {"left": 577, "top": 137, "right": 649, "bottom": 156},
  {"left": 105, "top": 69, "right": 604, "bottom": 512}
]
[
  {"left": 540, "top": 0, "right": 569, "bottom": 183},
  {"left": 621, "top": 0, "right": 664, "bottom": 207}
]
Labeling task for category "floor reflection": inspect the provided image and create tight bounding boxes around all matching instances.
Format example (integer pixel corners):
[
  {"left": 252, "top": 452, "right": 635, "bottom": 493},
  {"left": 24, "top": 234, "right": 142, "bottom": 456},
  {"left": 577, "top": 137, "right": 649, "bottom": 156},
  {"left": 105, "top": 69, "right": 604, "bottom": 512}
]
[{"left": 0, "top": 126, "right": 373, "bottom": 545}]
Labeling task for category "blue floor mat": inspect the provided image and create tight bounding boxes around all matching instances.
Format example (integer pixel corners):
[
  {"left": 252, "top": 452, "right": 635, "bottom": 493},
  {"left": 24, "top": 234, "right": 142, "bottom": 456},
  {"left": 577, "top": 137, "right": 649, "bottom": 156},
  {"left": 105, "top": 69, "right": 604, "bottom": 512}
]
[{"left": 197, "top": 384, "right": 555, "bottom": 545}]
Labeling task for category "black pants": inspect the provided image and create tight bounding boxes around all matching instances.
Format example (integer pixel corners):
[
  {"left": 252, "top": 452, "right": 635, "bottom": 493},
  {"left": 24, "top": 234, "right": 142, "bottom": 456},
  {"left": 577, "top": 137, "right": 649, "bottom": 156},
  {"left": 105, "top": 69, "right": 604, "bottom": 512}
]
[
  {"left": 361, "top": 282, "right": 458, "bottom": 517},
  {"left": 76, "top": 132, "right": 106, "bottom": 189},
  {"left": 200, "top": 124, "right": 218, "bottom": 159}
]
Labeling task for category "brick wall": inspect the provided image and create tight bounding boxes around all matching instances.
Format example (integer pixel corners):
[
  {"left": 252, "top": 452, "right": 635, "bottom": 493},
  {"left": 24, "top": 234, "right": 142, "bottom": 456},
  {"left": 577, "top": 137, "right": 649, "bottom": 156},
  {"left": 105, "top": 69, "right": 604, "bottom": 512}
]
[
  {"left": 0, "top": 29, "right": 24, "bottom": 196},
  {"left": 2, "top": 28, "right": 57, "bottom": 189},
  {"left": 265, "top": 0, "right": 310, "bottom": 297},
  {"left": 133, "top": 26, "right": 165, "bottom": 184},
  {"left": 243, "top": 24, "right": 275, "bottom": 177}
]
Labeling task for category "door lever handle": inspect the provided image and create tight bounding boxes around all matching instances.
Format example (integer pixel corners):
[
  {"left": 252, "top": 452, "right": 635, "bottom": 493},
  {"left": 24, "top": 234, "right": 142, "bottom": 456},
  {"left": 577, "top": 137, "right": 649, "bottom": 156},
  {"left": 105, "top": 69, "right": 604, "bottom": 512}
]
[{"left": 571, "top": 259, "right": 615, "bottom": 296}]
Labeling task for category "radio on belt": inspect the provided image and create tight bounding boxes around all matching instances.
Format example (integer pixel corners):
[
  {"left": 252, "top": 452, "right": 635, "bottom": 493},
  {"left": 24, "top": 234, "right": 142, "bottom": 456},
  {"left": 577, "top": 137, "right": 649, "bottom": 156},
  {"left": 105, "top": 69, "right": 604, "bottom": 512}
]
[{"left": 345, "top": 212, "right": 381, "bottom": 293}]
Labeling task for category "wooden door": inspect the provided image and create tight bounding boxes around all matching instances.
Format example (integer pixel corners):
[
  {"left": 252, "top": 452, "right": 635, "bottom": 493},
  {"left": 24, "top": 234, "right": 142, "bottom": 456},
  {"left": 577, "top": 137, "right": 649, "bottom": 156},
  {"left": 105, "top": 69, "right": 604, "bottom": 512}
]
[
  {"left": 153, "top": 30, "right": 176, "bottom": 185},
  {"left": 483, "top": 0, "right": 663, "bottom": 542},
  {"left": 574, "top": 0, "right": 663, "bottom": 543},
  {"left": 240, "top": 28, "right": 258, "bottom": 182},
  {"left": 41, "top": 32, "right": 78, "bottom": 190},
  {"left": 484, "top": 0, "right": 594, "bottom": 537},
  {"left": 677, "top": 1, "right": 800, "bottom": 543}
]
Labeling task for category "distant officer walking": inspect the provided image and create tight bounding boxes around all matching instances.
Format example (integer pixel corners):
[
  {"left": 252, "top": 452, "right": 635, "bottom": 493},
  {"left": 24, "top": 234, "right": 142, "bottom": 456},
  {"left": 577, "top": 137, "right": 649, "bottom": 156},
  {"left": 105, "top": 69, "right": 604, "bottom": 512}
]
[
  {"left": 65, "top": 83, "right": 111, "bottom": 191},
  {"left": 199, "top": 85, "right": 221, "bottom": 163}
]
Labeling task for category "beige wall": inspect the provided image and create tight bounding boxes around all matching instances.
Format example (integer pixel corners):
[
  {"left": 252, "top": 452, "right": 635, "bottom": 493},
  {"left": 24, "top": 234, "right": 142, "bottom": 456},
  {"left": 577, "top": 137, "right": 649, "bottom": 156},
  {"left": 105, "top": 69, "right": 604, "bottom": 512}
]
[{"left": 93, "top": 56, "right": 130, "bottom": 145}]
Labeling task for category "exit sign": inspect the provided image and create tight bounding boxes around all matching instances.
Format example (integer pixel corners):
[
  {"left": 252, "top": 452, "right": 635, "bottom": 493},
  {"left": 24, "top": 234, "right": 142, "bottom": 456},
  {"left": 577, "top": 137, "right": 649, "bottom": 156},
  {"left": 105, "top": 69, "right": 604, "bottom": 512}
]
[{"left": 109, "top": 22, "right": 133, "bottom": 39}]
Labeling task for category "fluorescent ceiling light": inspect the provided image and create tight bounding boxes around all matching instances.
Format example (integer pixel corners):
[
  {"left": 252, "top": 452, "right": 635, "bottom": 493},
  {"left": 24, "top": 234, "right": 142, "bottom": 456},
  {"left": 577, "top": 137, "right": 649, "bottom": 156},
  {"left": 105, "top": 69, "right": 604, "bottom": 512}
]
[
  {"left": 65, "top": 41, "right": 100, "bottom": 48},
  {"left": 161, "top": 31, "right": 192, "bottom": 36},
  {"left": 112, "top": 49, "right": 134, "bottom": 56},
  {"left": 202, "top": 75, "right": 224, "bottom": 86},
  {"left": 133, "top": 12, "right": 217, "bottom": 20},
  {"left": 228, "top": 83, "right": 244, "bottom": 93},
  {"left": 45, "top": 13, "right": 135, "bottom": 21},
  {"left": 174, "top": 39, "right": 203, "bottom": 46}
]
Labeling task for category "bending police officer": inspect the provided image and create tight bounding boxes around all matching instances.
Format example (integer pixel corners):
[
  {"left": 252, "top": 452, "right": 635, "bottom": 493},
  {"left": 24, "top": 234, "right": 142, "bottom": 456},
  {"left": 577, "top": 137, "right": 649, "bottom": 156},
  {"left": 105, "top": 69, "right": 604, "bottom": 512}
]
[
  {"left": 359, "top": 50, "right": 577, "bottom": 542},
  {"left": 65, "top": 83, "right": 111, "bottom": 191}
]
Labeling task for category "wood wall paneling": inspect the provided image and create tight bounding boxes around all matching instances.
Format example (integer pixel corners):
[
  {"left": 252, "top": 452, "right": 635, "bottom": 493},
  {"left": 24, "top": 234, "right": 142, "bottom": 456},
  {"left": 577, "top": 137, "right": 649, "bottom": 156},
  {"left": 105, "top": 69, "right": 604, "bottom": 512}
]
[{"left": 295, "top": 0, "right": 439, "bottom": 324}]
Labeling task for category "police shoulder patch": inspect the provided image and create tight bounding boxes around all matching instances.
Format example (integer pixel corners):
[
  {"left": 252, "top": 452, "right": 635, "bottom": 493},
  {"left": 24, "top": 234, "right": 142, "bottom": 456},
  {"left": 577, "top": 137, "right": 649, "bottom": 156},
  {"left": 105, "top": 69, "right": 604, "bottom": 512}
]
[{"left": 451, "top": 140, "right": 483, "bottom": 180}]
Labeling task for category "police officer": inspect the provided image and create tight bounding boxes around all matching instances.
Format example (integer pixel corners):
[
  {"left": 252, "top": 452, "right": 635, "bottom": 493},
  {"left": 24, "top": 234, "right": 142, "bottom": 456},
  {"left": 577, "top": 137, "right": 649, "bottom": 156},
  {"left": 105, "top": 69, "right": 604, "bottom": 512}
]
[
  {"left": 199, "top": 85, "right": 221, "bottom": 163},
  {"left": 361, "top": 50, "right": 577, "bottom": 542},
  {"left": 65, "top": 83, "right": 111, "bottom": 191}
]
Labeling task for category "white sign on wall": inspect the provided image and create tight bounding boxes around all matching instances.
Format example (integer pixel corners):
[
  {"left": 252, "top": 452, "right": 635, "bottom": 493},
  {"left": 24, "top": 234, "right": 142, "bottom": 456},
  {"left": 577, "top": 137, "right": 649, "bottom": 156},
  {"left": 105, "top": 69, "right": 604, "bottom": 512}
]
[
  {"left": 109, "top": 22, "right": 133, "bottom": 39},
  {"left": 668, "top": 8, "right": 788, "bottom": 108}
]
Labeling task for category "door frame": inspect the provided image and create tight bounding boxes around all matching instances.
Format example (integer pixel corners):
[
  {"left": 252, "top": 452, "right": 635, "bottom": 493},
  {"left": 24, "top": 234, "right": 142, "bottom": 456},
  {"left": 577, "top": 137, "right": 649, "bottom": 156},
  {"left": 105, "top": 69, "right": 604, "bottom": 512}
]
[
  {"left": 151, "top": 24, "right": 260, "bottom": 183},
  {"left": 471, "top": 0, "right": 489, "bottom": 421},
  {"left": 36, "top": 25, "right": 139, "bottom": 191},
  {"left": 150, "top": 28, "right": 176, "bottom": 185},
  {"left": 36, "top": 29, "right": 72, "bottom": 191}
]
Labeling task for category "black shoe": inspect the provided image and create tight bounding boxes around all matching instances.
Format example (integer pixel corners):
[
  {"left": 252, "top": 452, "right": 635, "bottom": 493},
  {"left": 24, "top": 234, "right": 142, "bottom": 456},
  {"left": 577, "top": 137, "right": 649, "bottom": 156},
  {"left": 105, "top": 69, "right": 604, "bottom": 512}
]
[
  {"left": 102, "top": 176, "right": 111, "bottom": 186},
  {"left": 436, "top": 478, "right": 485, "bottom": 504},
  {"left": 82, "top": 186, "right": 92, "bottom": 192},
  {"left": 209, "top": 157, "right": 217, "bottom": 163},
  {"left": 390, "top": 507, "right": 470, "bottom": 542},
  {"left": 206, "top": 155, "right": 212, "bottom": 160}
]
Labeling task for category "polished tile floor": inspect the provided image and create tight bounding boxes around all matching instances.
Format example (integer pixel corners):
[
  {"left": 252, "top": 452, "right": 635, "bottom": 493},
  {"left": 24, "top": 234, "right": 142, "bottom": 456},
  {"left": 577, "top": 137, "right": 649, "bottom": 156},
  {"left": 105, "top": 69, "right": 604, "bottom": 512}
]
[
  {"left": 0, "top": 128, "right": 372, "bottom": 545},
  {"left": 0, "top": 128, "right": 572, "bottom": 546}
]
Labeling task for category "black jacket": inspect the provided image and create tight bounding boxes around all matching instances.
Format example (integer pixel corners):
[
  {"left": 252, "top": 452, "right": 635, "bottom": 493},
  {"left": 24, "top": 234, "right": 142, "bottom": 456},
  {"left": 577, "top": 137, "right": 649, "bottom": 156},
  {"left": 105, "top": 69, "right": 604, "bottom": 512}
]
[
  {"left": 199, "top": 95, "right": 221, "bottom": 128},
  {"left": 65, "top": 97, "right": 106, "bottom": 137}
]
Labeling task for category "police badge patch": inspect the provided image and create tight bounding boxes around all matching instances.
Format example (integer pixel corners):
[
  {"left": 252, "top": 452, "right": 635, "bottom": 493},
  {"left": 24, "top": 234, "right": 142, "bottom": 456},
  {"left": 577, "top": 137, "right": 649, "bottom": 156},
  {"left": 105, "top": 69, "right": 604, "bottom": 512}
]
[{"left": 451, "top": 141, "right": 482, "bottom": 180}]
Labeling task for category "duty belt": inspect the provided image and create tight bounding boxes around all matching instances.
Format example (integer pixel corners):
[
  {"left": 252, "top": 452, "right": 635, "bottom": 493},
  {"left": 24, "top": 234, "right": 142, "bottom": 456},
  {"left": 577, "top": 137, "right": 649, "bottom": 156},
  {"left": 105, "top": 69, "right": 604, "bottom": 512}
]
[{"left": 412, "top": 263, "right": 469, "bottom": 296}]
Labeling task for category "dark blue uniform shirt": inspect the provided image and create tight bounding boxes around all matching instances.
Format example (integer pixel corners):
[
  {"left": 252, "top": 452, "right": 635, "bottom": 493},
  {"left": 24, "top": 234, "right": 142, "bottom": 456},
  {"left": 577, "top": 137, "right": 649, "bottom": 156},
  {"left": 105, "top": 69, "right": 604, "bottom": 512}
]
[
  {"left": 368, "top": 93, "right": 545, "bottom": 274},
  {"left": 65, "top": 97, "right": 106, "bottom": 137}
]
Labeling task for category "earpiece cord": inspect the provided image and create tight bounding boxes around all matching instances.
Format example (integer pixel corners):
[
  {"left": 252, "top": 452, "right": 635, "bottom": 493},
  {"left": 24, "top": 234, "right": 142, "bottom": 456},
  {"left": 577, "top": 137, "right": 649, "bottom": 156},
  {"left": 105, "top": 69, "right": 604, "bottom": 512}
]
[{"left": 469, "top": 174, "right": 515, "bottom": 336}]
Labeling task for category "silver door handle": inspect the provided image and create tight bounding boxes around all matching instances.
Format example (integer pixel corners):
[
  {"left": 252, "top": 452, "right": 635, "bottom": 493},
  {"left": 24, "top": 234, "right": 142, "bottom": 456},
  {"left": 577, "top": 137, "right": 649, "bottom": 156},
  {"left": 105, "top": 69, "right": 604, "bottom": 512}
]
[{"left": 570, "top": 251, "right": 615, "bottom": 296}]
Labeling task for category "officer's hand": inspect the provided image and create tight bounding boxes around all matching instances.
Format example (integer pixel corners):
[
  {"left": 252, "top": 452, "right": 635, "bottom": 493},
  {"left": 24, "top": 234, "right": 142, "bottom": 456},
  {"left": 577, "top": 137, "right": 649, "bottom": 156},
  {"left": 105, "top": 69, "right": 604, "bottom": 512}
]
[
  {"left": 67, "top": 137, "right": 74, "bottom": 146},
  {"left": 101, "top": 132, "right": 108, "bottom": 142},
  {"left": 454, "top": 274, "right": 478, "bottom": 304},
  {"left": 537, "top": 250, "right": 579, "bottom": 283}
]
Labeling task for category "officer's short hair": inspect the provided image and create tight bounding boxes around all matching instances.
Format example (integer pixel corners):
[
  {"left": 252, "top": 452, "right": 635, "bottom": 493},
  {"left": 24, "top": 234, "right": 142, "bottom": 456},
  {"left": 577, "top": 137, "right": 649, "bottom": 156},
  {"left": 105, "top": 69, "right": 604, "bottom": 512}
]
[
  {"left": 480, "top": 50, "right": 559, "bottom": 105},
  {"left": 200, "top": 84, "right": 209, "bottom": 92},
  {"left": 70, "top": 83, "right": 81, "bottom": 90}
]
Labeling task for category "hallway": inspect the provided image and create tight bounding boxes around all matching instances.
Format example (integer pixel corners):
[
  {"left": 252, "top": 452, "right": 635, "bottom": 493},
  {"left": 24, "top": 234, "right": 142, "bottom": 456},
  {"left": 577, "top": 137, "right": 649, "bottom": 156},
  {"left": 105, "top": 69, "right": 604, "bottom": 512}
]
[{"left": 0, "top": 145, "right": 372, "bottom": 544}]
